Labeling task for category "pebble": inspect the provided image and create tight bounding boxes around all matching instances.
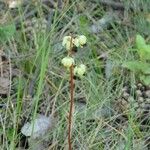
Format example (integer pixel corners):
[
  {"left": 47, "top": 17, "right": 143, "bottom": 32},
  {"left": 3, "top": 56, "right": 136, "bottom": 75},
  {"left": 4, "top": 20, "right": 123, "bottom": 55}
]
[
  {"left": 121, "top": 99, "right": 128, "bottom": 105},
  {"left": 137, "top": 108, "right": 142, "bottom": 114},
  {"left": 145, "top": 90, "right": 150, "bottom": 98},
  {"left": 123, "top": 92, "right": 130, "bottom": 99},
  {"left": 146, "top": 98, "right": 150, "bottom": 103},
  {"left": 128, "top": 96, "right": 134, "bottom": 102},
  {"left": 122, "top": 86, "right": 128, "bottom": 92},
  {"left": 137, "top": 83, "right": 143, "bottom": 88},
  {"left": 133, "top": 102, "right": 139, "bottom": 108},
  {"left": 136, "top": 90, "right": 142, "bottom": 97},
  {"left": 140, "top": 103, "right": 145, "bottom": 108},
  {"left": 138, "top": 97, "right": 144, "bottom": 103}
]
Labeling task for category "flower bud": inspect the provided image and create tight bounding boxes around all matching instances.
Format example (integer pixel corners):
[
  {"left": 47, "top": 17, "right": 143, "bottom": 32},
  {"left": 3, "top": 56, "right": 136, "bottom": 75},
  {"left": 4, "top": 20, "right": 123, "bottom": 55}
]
[{"left": 61, "top": 57, "right": 75, "bottom": 68}]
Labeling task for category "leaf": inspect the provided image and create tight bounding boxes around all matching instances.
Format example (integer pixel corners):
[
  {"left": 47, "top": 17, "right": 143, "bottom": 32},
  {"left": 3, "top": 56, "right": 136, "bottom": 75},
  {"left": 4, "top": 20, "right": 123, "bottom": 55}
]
[
  {"left": 122, "top": 61, "right": 142, "bottom": 72},
  {"left": 136, "top": 34, "right": 146, "bottom": 50},
  {"left": 136, "top": 35, "right": 150, "bottom": 60},
  {"left": 0, "top": 24, "right": 16, "bottom": 43},
  {"left": 140, "top": 75, "right": 150, "bottom": 86},
  {"left": 122, "top": 61, "right": 150, "bottom": 74}
]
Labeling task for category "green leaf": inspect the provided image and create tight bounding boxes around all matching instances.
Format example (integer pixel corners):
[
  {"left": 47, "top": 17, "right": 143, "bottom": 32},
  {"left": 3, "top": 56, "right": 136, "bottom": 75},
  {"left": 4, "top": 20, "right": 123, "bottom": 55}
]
[
  {"left": 135, "top": 35, "right": 150, "bottom": 60},
  {"left": 0, "top": 23, "right": 16, "bottom": 42},
  {"left": 140, "top": 75, "right": 150, "bottom": 85},
  {"left": 122, "top": 61, "right": 150, "bottom": 74},
  {"left": 136, "top": 34, "right": 146, "bottom": 50},
  {"left": 122, "top": 61, "right": 141, "bottom": 72}
]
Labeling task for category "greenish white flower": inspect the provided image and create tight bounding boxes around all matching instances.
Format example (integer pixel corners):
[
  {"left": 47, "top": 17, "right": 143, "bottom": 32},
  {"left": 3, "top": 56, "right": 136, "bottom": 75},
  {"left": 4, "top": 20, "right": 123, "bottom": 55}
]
[
  {"left": 73, "top": 38, "right": 80, "bottom": 47},
  {"left": 62, "top": 36, "right": 72, "bottom": 50},
  {"left": 62, "top": 35, "right": 87, "bottom": 49},
  {"left": 61, "top": 57, "right": 75, "bottom": 68},
  {"left": 74, "top": 64, "right": 86, "bottom": 77},
  {"left": 78, "top": 35, "right": 87, "bottom": 46}
]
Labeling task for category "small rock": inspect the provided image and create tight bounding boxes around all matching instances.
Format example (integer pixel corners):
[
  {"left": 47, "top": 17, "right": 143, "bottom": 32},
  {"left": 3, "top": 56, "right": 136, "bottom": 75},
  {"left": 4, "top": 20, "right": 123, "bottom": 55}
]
[
  {"left": 121, "top": 99, "right": 128, "bottom": 105},
  {"left": 138, "top": 97, "right": 144, "bottom": 103},
  {"left": 140, "top": 103, "right": 145, "bottom": 108},
  {"left": 133, "top": 102, "right": 139, "bottom": 108},
  {"left": 122, "top": 92, "right": 130, "bottom": 99},
  {"left": 137, "top": 83, "right": 143, "bottom": 88},
  {"left": 128, "top": 96, "right": 134, "bottom": 102},
  {"left": 146, "top": 98, "right": 150, "bottom": 103},
  {"left": 122, "top": 86, "right": 128, "bottom": 92},
  {"left": 21, "top": 114, "right": 56, "bottom": 139},
  {"left": 133, "top": 139, "right": 148, "bottom": 150},
  {"left": 137, "top": 108, "right": 143, "bottom": 114},
  {"left": 136, "top": 90, "right": 142, "bottom": 97},
  {"left": 94, "top": 106, "right": 113, "bottom": 119},
  {"left": 145, "top": 90, "right": 150, "bottom": 98}
]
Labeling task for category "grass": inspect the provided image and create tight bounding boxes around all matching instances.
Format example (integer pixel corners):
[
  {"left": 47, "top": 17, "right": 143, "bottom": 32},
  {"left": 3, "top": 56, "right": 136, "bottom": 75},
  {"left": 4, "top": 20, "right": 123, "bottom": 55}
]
[{"left": 0, "top": 0, "right": 150, "bottom": 149}]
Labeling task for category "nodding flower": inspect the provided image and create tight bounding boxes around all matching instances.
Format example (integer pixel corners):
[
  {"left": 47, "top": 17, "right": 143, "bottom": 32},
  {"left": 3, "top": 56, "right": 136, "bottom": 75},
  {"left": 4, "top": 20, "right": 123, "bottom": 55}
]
[
  {"left": 74, "top": 64, "right": 86, "bottom": 77},
  {"left": 61, "top": 57, "right": 75, "bottom": 68},
  {"left": 78, "top": 35, "right": 87, "bottom": 46}
]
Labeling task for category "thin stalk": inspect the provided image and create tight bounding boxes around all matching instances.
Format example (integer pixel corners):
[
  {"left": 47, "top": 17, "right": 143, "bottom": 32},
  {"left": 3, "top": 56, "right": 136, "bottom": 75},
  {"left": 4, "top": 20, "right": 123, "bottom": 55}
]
[{"left": 68, "top": 36, "right": 74, "bottom": 150}]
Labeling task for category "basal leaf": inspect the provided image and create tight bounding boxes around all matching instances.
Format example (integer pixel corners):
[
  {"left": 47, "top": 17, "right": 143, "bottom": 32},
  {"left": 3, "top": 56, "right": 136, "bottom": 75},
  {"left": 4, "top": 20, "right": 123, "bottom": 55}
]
[
  {"left": 140, "top": 75, "right": 150, "bottom": 85},
  {"left": 122, "top": 61, "right": 150, "bottom": 74},
  {"left": 123, "top": 61, "right": 142, "bottom": 72},
  {"left": 136, "top": 34, "right": 146, "bottom": 50}
]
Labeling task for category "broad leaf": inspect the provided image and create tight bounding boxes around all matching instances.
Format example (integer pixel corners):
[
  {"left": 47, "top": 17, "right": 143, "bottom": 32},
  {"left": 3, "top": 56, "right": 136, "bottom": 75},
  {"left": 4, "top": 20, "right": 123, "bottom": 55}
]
[
  {"left": 140, "top": 75, "right": 150, "bottom": 85},
  {"left": 136, "top": 34, "right": 146, "bottom": 50},
  {"left": 122, "top": 61, "right": 150, "bottom": 74}
]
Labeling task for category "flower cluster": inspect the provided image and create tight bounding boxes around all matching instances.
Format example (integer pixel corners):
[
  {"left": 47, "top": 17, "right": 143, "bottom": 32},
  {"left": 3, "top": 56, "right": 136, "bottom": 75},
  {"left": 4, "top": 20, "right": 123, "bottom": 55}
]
[
  {"left": 62, "top": 35, "right": 87, "bottom": 50},
  {"left": 61, "top": 35, "right": 87, "bottom": 77}
]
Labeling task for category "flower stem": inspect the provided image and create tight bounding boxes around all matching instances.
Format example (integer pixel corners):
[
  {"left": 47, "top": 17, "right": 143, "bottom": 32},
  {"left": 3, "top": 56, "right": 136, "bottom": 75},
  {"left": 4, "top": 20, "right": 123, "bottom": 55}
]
[{"left": 68, "top": 36, "right": 74, "bottom": 150}]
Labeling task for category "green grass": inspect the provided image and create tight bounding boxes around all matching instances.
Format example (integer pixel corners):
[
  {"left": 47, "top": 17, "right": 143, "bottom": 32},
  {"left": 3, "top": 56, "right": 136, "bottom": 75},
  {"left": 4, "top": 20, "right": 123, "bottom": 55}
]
[{"left": 0, "top": 0, "right": 150, "bottom": 149}]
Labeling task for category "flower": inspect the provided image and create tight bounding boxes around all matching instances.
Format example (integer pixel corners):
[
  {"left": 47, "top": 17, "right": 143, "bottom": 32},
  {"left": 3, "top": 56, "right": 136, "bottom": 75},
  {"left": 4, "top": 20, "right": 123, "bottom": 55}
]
[
  {"left": 73, "top": 38, "right": 80, "bottom": 47},
  {"left": 62, "top": 36, "right": 73, "bottom": 50},
  {"left": 78, "top": 35, "right": 87, "bottom": 46},
  {"left": 74, "top": 64, "right": 86, "bottom": 77},
  {"left": 62, "top": 35, "right": 87, "bottom": 49},
  {"left": 61, "top": 57, "right": 75, "bottom": 68}
]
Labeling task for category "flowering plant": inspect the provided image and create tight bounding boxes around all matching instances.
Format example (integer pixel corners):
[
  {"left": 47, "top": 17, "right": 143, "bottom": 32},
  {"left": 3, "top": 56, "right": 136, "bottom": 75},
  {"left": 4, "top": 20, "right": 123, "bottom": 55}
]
[{"left": 61, "top": 34, "right": 87, "bottom": 149}]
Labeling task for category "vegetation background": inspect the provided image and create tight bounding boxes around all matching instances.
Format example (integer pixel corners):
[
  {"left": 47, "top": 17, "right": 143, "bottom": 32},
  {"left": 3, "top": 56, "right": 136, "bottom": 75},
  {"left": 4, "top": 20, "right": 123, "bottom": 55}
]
[{"left": 0, "top": 0, "right": 150, "bottom": 149}]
